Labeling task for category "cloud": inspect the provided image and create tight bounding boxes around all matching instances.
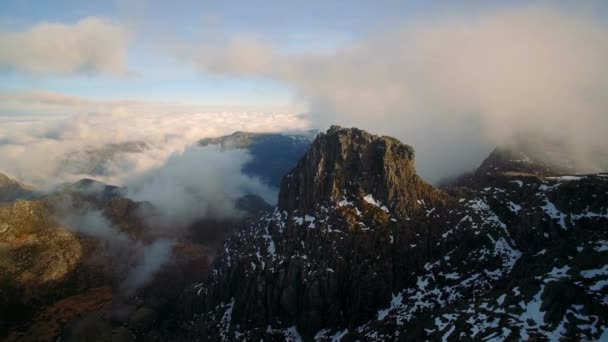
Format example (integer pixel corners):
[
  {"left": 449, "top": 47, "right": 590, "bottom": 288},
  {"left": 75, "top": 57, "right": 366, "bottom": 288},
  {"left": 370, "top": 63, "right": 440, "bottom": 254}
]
[
  {"left": 4, "top": 93, "right": 298, "bottom": 292},
  {"left": 55, "top": 206, "right": 130, "bottom": 244},
  {"left": 1, "top": 92, "right": 295, "bottom": 293},
  {"left": 122, "top": 238, "right": 173, "bottom": 293},
  {"left": 0, "top": 89, "right": 304, "bottom": 119},
  {"left": 0, "top": 90, "right": 309, "bottom": 188},
  {"left": 125, "top": 145, "right": 277, "bottom": 230},
  {"left": 0, "top": 17, "right": 131, "bottom": 76},
  {"left": 53, "top": 198, "right": 173, "bottom": 292},
  {"left": 174, "top": 4, "right": 608, "bottom": 181}
]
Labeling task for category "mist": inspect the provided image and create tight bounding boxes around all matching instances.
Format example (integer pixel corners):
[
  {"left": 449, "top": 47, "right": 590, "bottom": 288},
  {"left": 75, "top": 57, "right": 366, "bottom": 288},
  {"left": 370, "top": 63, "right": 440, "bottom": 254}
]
[
  {"left": 55, "top": 206, "right": 130, "bottom": 244},
  {"left": 122, "top": 238, "right": 174, "bottom": 293},
  {"left": 125, "top": 144, "right": 277, "bottom": 230},
  {"left": 0, "top": 105, "right": 302, "bottom": 292},
  {"left": 47, "top": 142, "right": 277, "bottom": 292},
  {"left": 175, "top": 4, "right": 608, "bottom": 182},
  {"left": 53, "top": 198, "right": 173, "bottom": 292}
]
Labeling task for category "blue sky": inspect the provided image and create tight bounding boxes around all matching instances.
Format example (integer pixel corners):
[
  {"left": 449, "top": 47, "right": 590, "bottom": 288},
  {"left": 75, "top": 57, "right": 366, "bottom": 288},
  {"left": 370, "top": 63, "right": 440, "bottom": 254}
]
[
  {"left": 0, "top": 0, "right": 534, "bottom": 107},
  {"left": 0, "top": 1, "right": 384, "bottom": 101},
  {"left": 0, "top": 1, "right": 606, "bottom": 110},
  {"left": 0, "top": 0, "right": 316, "bottom": 107}
]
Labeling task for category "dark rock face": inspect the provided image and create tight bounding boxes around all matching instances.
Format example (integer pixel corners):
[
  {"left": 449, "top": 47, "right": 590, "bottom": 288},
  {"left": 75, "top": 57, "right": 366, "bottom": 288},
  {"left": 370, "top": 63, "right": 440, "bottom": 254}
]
[
  {"left": 279, "top": 126, "right": 444, "bottom": 216},
  {"left": 182, "top": 126, "right": 608, "bottom": 341},
  {"left": 235, "top": 194, "right": 273, "bottom": 214}
]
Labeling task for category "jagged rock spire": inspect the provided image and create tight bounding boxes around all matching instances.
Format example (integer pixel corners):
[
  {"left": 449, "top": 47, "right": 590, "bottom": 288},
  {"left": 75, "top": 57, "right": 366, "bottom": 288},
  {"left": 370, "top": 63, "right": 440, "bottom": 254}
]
[{"left": 278, "top": 126, "right": 442, "bottom": 214}]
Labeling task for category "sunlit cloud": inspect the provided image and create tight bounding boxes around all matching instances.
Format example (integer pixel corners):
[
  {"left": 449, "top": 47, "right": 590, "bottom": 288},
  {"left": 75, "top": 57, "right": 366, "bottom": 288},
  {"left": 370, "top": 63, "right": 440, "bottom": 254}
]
[
  {"left": 172, "top": 4, "right": 608, "bottom": 181},
  {"left": 0, "top": 17, "right": 132, "bottom": 76}
]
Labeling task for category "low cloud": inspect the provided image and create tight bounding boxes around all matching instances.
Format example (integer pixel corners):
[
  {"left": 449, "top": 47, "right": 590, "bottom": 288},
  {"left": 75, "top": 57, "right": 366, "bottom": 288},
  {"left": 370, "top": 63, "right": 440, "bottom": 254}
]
[
  {"left": 54, "top": 200, "right": 173, "bottom": 292},
  {"left": 56, "top": 206, "right": 130, "bottom": 244},
  {"left": 17, "top": 96, "right": 297, "bottom": 291},
  {"left": 125, "top": 145, "right": 277, "bottom": 230},
  {"left": 174, "top": 4, "right": 608, "bottom": 181},
  {"left": 0, "top": 93, "right": 305, "bottom": 290},
  {"left": 0, "top": 91, "right": 308, "bottom": 189},
  {"left": 0, "top": 17, "right": 131, "bottom": 76},
  {"left": 122, "top": 238, "right": 173, "bottom": 293}
]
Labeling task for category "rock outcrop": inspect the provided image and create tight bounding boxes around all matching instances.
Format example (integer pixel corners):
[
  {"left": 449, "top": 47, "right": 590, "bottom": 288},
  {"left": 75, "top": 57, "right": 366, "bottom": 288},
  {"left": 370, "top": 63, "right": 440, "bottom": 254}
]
[
  {"left": 0, "top": 200, "right": 85, "bottom": 335},
  {"left": 278, "top": 126, "right": 445, "bottom": 216}
]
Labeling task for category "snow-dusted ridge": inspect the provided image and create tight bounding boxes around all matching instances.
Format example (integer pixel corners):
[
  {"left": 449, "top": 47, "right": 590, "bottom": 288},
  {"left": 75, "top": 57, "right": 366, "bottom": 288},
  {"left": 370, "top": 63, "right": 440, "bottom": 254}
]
[{"left": 182, "top": 128, "right": 608, "bottom": 341}]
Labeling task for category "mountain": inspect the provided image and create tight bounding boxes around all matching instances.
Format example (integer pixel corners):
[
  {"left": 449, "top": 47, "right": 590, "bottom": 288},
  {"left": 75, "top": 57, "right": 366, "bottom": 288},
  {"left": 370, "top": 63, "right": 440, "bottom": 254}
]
[
  {"left": 0, "top": 172, "right": 36, "bottom": 203},
  {"left": 0, "top": 198, "right": 102, "bottom": 337},
  {"left": 55, "top": 178, "right": 126, "bottom": 201},
  {"left": 200, "top": 130, "right": 316, "bottom": 188},
  {"left": 476, "top": 134, "right": 608, "bottom": 177},
  {"left": 0, "top": 180, "right": 172, "bottom": 340},
  {"left": 0, "top": 176, "right": 275, "bottom": 341},
  {"left": 182, "top": 126, "right": 608, "bottom": 341},
  {"left": 2, "top": 126, "right": 607, "bottom": 341}
]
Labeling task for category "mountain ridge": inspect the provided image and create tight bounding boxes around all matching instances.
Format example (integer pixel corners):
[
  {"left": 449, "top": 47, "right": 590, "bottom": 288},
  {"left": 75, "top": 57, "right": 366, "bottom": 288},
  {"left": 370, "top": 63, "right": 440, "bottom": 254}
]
[
  {"left": 2, "top": 126, "right": 607, "bottom": 341},
  {"left": 181, "top": 126, "right": 608, "bottom": 341}
]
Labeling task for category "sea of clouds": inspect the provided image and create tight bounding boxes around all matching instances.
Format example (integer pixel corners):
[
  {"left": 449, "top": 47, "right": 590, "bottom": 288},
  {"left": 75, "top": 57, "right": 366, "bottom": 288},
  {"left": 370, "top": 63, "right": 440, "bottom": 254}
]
[{"left": 0, "top": 100, "right": 308, "bottom": 290}]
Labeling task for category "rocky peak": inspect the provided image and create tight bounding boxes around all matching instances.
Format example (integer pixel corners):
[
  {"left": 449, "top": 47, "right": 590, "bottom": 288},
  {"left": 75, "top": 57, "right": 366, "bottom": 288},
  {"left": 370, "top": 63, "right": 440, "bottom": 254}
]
[
  {"left": 179, "top": 126, "right": 608, "bottom": 341},
  {"left": 474, "top": 146, "right": 565, "bottom": 179},
  {"left": 278, "top": 126, "right": 441, "bottom": 215},
  {"left": 474, "top": 134, "right": 608, "bottom": 180}
]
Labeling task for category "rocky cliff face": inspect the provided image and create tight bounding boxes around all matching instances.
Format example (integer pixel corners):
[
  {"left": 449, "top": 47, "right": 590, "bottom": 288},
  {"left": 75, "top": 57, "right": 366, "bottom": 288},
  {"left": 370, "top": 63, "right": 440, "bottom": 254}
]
[
  {"left": 278, "top": 126, "right": 446, "bottom": 217},
  {"left": 182, "top": 127, "right": 608, "bottom": 341}
]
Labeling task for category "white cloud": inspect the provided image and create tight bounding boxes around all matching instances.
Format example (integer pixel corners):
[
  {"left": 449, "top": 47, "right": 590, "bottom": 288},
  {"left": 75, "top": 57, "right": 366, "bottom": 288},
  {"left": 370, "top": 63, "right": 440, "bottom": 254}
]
[
  {"left": 174, "top": 4, "right": 608, "bottom": 181},
  {"left": 0, "top": 91, "right": 309, "bottom": 188},
  {"left": 0, "top": 17, "right": 131, "bottom": 76},
  {"left": 53, "top": 199, "right": 174, "bottom": 292},
  {"left": 126, "top": 145, "right": 277, "bottom": 228},
  {"left": 0, "top": 91, "right": 307, "bottom": 290}
]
